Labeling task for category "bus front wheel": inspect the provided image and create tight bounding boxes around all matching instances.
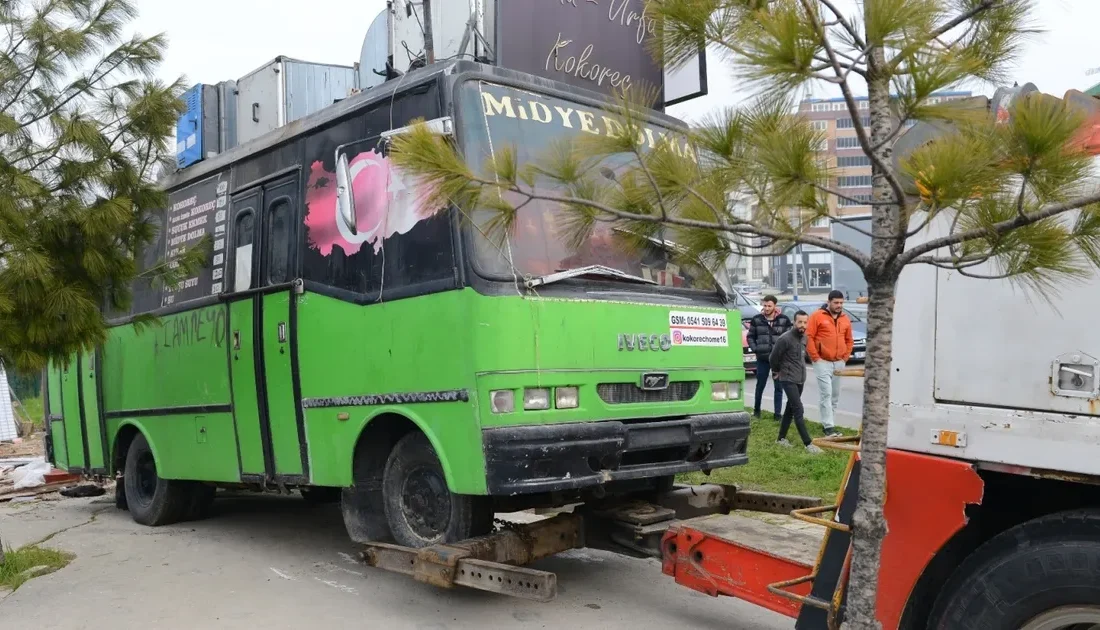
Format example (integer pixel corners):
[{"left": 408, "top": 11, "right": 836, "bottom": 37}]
[
  {"left": 382, "top": 432, "right": 491, "bottom": 548},
  {"left": 123, "top": 433, "right": 190, "bottom": 526}
]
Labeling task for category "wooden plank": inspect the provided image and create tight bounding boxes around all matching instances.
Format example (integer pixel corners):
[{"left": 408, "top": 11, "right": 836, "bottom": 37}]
[{"left": 0, "top": 481, "right": 72, "bottom": 502}]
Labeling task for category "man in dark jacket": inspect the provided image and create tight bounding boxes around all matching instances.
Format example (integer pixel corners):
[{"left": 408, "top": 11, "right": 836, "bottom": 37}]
[
  {"left": 769, "top": 311, "right": 822, "bottom": 453},
  {"left": 747, "top": 295, "right": 792, "bottom": 418}
]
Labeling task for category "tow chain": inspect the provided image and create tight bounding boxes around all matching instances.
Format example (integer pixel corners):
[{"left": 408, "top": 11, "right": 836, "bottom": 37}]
[{"left": 492, "top": 516, "right": 524, "bottom": 533}]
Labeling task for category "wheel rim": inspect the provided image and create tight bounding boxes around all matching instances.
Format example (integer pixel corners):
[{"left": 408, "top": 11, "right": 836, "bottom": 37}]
[
  {"left": 132, "top": 450, "right": 158, "bottom": 507},
  {"left": 400, "top": 465, "right": 451, "bottom": 540},
  {"left": 1020, "top": 606, "right": 1100, "bottom": 630}
]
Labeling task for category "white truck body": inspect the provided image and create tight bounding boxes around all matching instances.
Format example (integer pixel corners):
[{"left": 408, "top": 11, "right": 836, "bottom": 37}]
[{"left": 889, "top": 212, "right": 1100, "bottom": 477}]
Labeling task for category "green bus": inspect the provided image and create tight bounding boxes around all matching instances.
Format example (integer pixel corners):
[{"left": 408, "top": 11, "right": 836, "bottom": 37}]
[{"left": 44, "top": 61, "right": 750, "bottom": 547}]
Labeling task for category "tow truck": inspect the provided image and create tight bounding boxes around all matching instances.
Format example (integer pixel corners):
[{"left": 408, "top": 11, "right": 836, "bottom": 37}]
[{"left": 357, "top": 82, "right": 1100, "bottom": 630}]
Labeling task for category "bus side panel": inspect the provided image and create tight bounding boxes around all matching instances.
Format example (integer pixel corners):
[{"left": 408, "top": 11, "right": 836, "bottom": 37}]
[
  {"left": 101, "top": 305, "right": 239, "bottom": 482},
  {"left": 59, "top": 354, "right": 87, "bottom": 471},
  {"left": 228, "top": 299, "right": 267, "bottom": 476},
  {"left": 106, "top": 414, "right": 241, "bottom": 482},
  {"left": 46, "top": 361, "right": 68, "bottom": 470},
  {"left": 295, "top": 291, "right": 485, "bottom": 494},
  {"left": 81, "top": 353, "right": 107, "bottom": 471}
]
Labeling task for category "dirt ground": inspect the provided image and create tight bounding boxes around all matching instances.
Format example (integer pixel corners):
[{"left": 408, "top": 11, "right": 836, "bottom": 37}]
[
  {"left": 0, "top": 493, "right": 803, "bottom": 630},
  {"left": 0, "top": 432, "right": 45, "bottom": 459}
]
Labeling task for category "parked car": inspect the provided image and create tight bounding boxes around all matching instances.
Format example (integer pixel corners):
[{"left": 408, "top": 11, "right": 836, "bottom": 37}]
[
  {"left": 729, "top": 289, "right": 760, "bottom": 374},
  {"left": 777, "top": 301, "right": 867, "bottom": 363},
  {"left": 741, "top": 318, "right": 756, "bottom": 375}
]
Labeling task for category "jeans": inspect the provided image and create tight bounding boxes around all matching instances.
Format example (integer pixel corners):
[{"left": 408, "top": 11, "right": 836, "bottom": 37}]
[
  {"left": 813, "top": 359, "right": 846, "bottom": 430},
  {"left": 777, "top": 381, "right": 812, "bottom": 446},
  {"left": 752, "top": 357, "right": 783, "bottom": 417}
]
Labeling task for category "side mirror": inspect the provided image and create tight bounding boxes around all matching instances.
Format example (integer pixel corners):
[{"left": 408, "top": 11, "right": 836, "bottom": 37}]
[{"left": 335, "top": 152, "right": 357, "bottom": 235}]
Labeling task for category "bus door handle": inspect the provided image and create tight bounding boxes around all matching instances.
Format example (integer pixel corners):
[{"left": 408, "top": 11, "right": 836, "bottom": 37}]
[
  {"left": 277, "top": 322, "right": 287, "bottom": 344},
  {"left": 232, "top": 330, "right": 240, "bottom": 351}
]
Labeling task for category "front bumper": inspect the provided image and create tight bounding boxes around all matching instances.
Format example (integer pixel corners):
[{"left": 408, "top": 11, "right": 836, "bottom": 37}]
[
  {"left": 849, "top": 343, "right": 867, "bottom": 362},
  {"left": 483, "top": 412, "right": 751, "bottom": 496}
]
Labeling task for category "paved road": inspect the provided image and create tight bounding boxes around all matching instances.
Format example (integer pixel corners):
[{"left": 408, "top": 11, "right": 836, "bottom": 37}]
[
  {"left": 746, "top": 374, "right": 864, "bottom": 430},
  {"left": 1, "top": 494, "right": 793, "bottom": 630}
]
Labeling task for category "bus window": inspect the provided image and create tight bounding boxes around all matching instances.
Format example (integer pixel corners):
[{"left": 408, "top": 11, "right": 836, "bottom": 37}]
[
  {"left": 234, "top": 210, "right": 255, "bottom": 292},
  {"left": 267, "top": 199, "right": 291, "bottom": 284},
  {"left": 302, "top": 133, "right": 455, "bottom": 299}
]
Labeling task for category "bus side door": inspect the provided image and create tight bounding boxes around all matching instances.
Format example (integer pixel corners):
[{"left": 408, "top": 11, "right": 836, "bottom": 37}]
[
  {"left": 227, "top": 176, "right": 307, "bottom": 482},
  {"left": 257, "top": 176, "right": 307, "bottom": 480}
]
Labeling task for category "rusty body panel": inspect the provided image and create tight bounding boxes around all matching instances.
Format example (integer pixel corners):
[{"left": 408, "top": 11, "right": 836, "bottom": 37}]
[{"left": 361, "top": 513, "right": 583, "bottom": 599}]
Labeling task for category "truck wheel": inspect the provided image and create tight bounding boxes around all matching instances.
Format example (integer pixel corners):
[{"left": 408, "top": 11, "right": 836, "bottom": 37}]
[
  {"left": 123, "top": 433, "right": 188, "bottom": 526},
  {"left": 382, "top": 432, "right": 492, "bottom": 548},
  {"left": 301, "top": 487, "right": 341, "bottom": 504},
  {"left": 928, "top": 509, "right": 1100, "bottom": 629}
]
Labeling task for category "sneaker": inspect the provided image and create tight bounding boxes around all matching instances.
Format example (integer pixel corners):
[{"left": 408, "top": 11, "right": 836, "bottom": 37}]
[
  {"left": 823, "top": 427, "right": 841, "bottom": 437},
  {"left": 776, "top": 438, "right": 793, "bottom": 448},
  {"left": 805, "top": 444, "right": 824, "bottom": 454}
]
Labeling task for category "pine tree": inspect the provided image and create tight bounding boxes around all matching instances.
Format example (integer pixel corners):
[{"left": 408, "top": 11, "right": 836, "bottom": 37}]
[
  {"left": 0, "top": 0, "right": 200, "bottom": 372},
  {"left": 391, "top": 1, "right": 1100, "bottom": 626}
]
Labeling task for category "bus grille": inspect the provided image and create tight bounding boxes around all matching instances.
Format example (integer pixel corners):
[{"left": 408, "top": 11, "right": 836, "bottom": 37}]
[{"left": 596, "top": 381, "right": 700, "bottom": 404}]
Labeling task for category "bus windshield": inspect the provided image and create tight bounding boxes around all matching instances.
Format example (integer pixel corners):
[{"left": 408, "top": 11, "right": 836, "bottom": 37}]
[{"left": 457, "top": 80, "right": 724, "bottom": 295}]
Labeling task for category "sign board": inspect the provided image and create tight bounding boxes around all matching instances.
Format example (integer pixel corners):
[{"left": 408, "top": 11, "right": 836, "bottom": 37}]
[
  {"left": 161, "top": 173, "right": 230, "bottom": 308},
  {"left": 494, "top": 0, "right": 706, "bottom": 108}
]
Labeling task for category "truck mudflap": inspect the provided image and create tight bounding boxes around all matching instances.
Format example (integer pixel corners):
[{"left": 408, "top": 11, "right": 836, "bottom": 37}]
[{"left": 482, "top": 412, "right": 751, "bottom": 495}]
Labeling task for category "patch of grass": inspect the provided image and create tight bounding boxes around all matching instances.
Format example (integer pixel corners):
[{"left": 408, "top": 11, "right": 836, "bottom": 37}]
[
  {"left": 678, "top": 412, "right": 857, "bottom": 503},
  {"left": 0, "top": 544, "right": 74, "bottom": 592},
  {"left": 15, "top": 397, "right": 44, "bottom": 430}
]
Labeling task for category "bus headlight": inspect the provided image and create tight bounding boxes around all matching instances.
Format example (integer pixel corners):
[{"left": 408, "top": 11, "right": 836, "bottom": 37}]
[
  {"left": 555, "top": 386, "right": 579, "bottom": 409},
  {"left": 490, "top": 390, "right": 515, "bottom": 414},
  {"left": 711, "top": 382, "right": 741, "bottom": 401},
  {"left": 523, "top": 388, "right": 551, "bottom": 410}
]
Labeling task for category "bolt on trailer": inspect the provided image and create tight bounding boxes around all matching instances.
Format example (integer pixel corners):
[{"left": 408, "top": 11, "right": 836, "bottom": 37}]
[{"left": 41, "top": 61, "right": 750, "bottom": 546}]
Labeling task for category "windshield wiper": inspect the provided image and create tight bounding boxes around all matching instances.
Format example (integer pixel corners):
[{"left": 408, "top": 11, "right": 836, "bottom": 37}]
[{"left": 525, "top": 265, "right": 658, "bottom": 288}]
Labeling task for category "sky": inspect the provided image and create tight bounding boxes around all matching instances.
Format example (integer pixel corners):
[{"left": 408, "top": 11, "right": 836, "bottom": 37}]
[{"left": 128, "top": 0, "right": 1098, "bottom": 123}]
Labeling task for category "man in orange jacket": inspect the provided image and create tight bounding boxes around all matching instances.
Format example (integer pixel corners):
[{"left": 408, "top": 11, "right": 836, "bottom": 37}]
[{"left": 805, "top": 290, "right": 853, "bottom": 436}]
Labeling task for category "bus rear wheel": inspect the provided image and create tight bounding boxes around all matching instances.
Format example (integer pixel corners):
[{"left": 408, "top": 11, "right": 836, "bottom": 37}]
[
  {"left": 928, "top": 509, "right": 1100, "bottom": 629},
  {"left": 382, "top": 432, "right": 491, "bottom": 548},
  {"left": 123, "top": 433, "right": 190, "bottom": 526}
]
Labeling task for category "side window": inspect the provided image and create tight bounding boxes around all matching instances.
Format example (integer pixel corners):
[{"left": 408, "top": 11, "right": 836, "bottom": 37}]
[
  {"left": 130, "top": 213, "right": 166, "bottom": 315},
  {"left": 233, "top": 210, "right": 256, "bottom": 292},
  {"left": 267, "top": 199, "right": 291, "bottom": 284},
  {"left": 301, "top": 133, "right": 454, "bottom": 298}
]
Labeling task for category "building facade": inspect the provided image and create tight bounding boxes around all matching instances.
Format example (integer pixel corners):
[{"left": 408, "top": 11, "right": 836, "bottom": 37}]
[{"left": 770, "top": 91, "right": 972, "bottom": 293}]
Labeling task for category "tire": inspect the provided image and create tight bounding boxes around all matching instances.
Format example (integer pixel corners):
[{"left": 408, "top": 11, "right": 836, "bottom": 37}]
[
  {"left": 122, "top": 433, "right": 190, "bottom": 526},
  {"left": 301, "top": 487, "right": 341, "bottom": 504},
  {"left": 114, "top": 478, "right": 128, "bottom": 511},
  {"left": 928, "top": 509, "right": 1100, "bottom": 629},
  {"left": 382, "top": 432, "right": 492, "bottom": 548},
  {"left": 180, "top": 483, "right": 217, "bottom": 521}
]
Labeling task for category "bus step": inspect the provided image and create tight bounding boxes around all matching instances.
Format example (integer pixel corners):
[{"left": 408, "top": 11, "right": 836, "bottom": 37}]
[{"left": 359, "top": 513, "right": 582, "bottom": 601}]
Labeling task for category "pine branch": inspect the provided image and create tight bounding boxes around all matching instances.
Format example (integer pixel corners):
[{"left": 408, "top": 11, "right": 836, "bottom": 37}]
[
  {"left": 816, "top": 0, "right": 866, "bottom": 49},
  {"left": 929, "top": 0, "right": 1000, "bottom": 44},
  {"left": 473, "top": 169, "right": 871, "bottom": 265},
  {"left": 900, "top": 190, "right": 1100, "bottom": 264},
  {"left": 798, "top": 0, "right": 908, "bottom": 209}
]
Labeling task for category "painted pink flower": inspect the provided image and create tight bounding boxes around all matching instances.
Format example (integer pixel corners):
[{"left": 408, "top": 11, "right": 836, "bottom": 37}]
[{"left": 304, "top": 150, "right": 440, "bottom": 257}]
